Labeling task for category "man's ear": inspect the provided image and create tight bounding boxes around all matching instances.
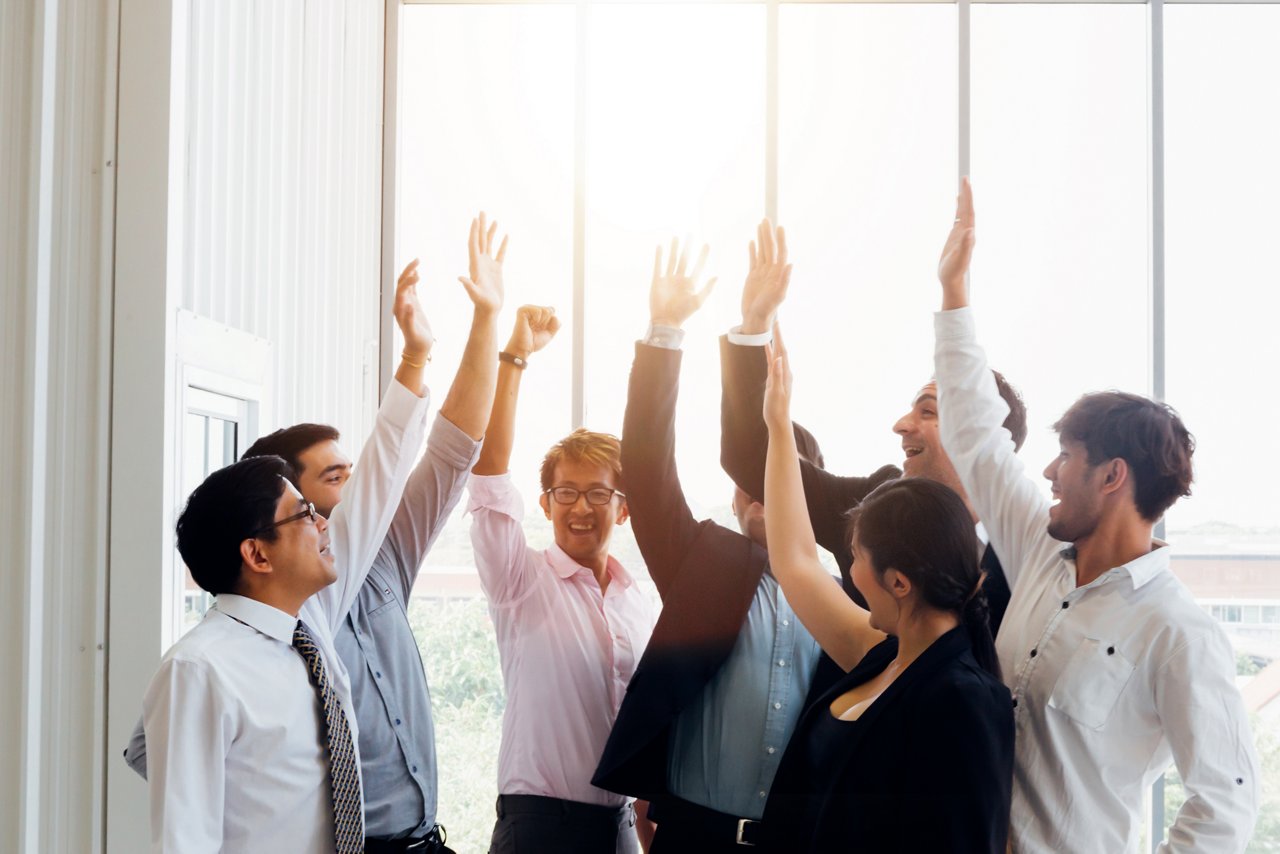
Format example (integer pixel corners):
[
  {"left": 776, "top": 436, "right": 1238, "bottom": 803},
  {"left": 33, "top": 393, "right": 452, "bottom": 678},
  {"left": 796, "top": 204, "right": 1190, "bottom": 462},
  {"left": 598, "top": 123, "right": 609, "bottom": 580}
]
[
  {"left": 615, "top": 497, "right": 630, "bottom": 527},
  {"left": 239, "top": 537, "right": 273, "bottom": 578},
  {"left": 539, "top": 491, "right": 552, "bottom": 520},
  {"left": 1100, "top": 458, "right": 1130, "bottom": 497}
]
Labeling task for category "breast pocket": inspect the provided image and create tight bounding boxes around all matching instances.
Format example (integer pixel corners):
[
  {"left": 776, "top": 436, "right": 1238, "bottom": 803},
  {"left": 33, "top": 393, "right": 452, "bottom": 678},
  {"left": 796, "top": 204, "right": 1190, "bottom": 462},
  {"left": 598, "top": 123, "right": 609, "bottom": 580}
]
[{"left": 1047, "top": 638, "right": 1135, "bottom": 730}]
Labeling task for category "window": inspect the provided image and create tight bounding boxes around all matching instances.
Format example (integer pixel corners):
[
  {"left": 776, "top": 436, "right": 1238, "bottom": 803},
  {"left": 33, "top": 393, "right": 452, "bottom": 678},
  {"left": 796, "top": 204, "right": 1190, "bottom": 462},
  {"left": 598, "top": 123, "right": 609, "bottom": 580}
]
[{"left": 397, "top": 3, "right": 1280, "bottom": 850}]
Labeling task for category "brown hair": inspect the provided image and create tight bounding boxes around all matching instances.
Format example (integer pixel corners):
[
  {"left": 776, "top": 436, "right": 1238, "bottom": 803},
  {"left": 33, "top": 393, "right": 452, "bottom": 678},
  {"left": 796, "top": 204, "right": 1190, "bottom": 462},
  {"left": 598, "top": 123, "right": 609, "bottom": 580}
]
[
  {"left": 539, "top": 428, "right": 624, "bottom": 491},
  {"left": 1053, "top": 391, "right": 1194, "bottom": 522}
]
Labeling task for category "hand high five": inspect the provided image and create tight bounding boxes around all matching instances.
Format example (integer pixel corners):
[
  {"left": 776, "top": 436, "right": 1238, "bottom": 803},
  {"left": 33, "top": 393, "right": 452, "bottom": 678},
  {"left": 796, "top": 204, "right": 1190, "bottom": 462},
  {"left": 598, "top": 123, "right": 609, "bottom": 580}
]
[
  {"left": 649, "top": 236, "right": 717, "bottom": 329},
  {"left": 394, "top": 258, "right": 435, "bottom": 361},
  {"left": 938, "top": 177, "right": 975, "bottom": 310},
  {"left": 459, "top": 211, "right": 508, "bottom": 316},
  {"left": 763, "top": 322, "right": 794, "bottom": 434},
  {"left": 741, "top": 219, "right": 792, "bottom": 335}
]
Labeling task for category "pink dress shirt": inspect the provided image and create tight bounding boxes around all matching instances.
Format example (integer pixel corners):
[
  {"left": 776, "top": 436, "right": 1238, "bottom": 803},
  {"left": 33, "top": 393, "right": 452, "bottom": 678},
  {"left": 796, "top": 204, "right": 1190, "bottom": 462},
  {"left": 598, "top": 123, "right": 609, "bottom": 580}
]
[{"left": 468, "top": 472, "right": 655, "bottom": 807}]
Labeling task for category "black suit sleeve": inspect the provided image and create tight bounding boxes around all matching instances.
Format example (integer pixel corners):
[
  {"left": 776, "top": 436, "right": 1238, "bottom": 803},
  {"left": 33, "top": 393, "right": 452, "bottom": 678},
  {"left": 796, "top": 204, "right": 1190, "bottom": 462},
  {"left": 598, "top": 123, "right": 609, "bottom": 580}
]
[
  {"left": 719, "top": 336, "right": 899, "bottom": 575},
  {"left": 623, "top": 342, "right": 703, "bottom": 599}
]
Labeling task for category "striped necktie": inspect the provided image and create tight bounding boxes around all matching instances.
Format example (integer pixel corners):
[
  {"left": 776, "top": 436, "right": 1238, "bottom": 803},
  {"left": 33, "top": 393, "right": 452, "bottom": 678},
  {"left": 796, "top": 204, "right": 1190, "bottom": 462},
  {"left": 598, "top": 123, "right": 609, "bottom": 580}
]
[{"left": 293, "top": 620, "right": 365, "bottom": 853}]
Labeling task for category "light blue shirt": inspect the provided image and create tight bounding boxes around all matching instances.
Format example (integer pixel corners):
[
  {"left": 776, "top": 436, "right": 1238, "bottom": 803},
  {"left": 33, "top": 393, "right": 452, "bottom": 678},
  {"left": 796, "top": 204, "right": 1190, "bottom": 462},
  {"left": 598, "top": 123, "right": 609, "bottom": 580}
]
[{"left": 666, "top": 572, "right": 821, "bottom": 819}]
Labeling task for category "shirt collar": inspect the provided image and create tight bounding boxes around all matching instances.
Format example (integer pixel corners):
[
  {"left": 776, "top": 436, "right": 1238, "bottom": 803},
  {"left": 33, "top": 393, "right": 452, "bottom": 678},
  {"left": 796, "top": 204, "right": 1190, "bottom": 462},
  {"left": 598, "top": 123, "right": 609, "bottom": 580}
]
[
  {"left": 975, "top": 521, "right": 990, "bottom": 549},
  {"left": 1058, "top": 539, "right": 1170, "bottom": 590},
  {"left": 215, "top": 593, "right": 298, "bottom": 645},
  {"left": 546, "top": 543, "right": 634, "bottom": 590}
]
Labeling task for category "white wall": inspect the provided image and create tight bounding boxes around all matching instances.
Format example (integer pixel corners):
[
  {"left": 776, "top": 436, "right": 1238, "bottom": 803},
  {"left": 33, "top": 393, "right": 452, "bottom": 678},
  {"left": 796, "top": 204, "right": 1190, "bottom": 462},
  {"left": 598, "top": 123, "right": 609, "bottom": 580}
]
[
  {"left": 0, "top": 0, "right": 116, "bottom": 852},
  {"left": 1, "top": 0, "right": 388, "bottom": 851}
]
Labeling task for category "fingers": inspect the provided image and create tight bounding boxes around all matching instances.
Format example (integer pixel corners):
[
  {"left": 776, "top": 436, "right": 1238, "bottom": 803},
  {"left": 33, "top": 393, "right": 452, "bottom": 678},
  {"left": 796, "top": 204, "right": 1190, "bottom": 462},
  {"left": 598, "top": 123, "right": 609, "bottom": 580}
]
[
  {"left": 760, "top": 218, "right": 775, "bottom": 265},
  {"left": 772, "top": 321, "right": 788, "bottom": 362},
  {"left": 666, "top": 237, "right": 678, "bottom": 277},
  {"left": 487, "top": 219, "right": 499, "bottom": 255},
  {"left": 653, "top": 245, "right": 663, "bottom": 283},
  {"left": 399, "top": 258, "right": 421, "bottom": 282},
  {"left": 775, "top": 224, "right": 787, "bottom": 266},
  {"left": 676, "top": 235, "right": 692, "bottom": 277},
  {"left": 546, "top": 312, "right": 563, "bottom": 336},
  {"left": 468, "top": 218, "right": 479, "bottom": 262},
  {"left": 478, "top": 212, "right": 488, "bottom": 254},
  {"left": 958, "top": 177, "right": 975, "bottom": 227},
  {"left": 749, "top": 239, "right": 757, "bottom": 270},
  {"left": 496, "top": 234, "right": 509, "bottom": 263},
  {"left": 689, "top": 243, "right": 709, "bottom": 283}
]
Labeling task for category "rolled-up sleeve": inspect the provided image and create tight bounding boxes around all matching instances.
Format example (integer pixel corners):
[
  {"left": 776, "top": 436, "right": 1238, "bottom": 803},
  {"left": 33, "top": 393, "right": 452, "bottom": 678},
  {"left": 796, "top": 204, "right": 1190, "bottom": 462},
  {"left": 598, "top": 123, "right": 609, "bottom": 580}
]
[{"left": 468, "top": 473, "right": 539, "bottom": 607}]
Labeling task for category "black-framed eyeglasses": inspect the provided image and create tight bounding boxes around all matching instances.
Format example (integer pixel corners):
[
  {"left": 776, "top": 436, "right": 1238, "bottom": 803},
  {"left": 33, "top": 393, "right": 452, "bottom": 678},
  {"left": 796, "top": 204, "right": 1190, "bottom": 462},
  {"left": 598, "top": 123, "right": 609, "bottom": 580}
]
[
  {"left": 252, "top": 502, "right": 318, "bottom": 536},
  {"left": 544, "top": 486, "right": 625, "bottom": 506}
]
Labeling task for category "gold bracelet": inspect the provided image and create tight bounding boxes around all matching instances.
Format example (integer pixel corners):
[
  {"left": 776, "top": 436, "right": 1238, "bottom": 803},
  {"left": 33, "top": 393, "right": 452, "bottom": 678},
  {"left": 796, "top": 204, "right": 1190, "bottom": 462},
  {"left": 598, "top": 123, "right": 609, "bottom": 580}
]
[{"left": 401, "top": 349, "right": 430, "bottom": 368}]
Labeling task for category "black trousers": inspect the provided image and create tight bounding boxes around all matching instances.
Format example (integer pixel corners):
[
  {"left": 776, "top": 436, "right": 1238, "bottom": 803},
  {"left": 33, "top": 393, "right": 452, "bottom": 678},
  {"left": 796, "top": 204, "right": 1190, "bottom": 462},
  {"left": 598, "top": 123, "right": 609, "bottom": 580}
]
[
  {"left": 647, "top": 796, "right": 764, "bottom": 854},
  {"left": 489, "top": 794, "right": 639, "bottom": 854}
]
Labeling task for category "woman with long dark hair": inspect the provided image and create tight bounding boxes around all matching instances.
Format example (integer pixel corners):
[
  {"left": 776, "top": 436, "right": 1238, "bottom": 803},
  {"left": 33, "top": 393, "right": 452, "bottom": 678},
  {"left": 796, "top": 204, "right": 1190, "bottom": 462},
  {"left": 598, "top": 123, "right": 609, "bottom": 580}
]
[{"left": 756, "top": 325, "right": 1013, "bottom": 853}]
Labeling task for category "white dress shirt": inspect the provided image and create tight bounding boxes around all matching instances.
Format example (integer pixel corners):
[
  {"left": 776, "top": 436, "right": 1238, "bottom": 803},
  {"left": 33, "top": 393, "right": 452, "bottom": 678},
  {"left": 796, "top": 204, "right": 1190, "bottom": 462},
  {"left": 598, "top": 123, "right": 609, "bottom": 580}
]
[
  {"left": 468, "top": 472, "right": 656, "bottom": 807},
  {"left": 143, "top": 380, "right": 430, "bottom": 853},
  {"left": 935, "top": 307, "right": 1258, "bottom": 853}
]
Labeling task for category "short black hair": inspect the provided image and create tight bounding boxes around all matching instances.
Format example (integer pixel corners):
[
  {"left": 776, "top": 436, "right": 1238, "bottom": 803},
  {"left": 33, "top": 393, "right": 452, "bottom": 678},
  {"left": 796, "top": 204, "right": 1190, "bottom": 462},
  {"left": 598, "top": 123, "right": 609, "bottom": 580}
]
[
  {"left": 242, "top": 423, "right": 340, "bottom": 486},
  {"left": 176, "top": 455, "right": 292, "bottom": 595},
  {"left": 992, "top": 370, "right": 1028, "bottom": 452},
  {"left": 1053, "top": 391, "right": 1194, "bottom": 523}
]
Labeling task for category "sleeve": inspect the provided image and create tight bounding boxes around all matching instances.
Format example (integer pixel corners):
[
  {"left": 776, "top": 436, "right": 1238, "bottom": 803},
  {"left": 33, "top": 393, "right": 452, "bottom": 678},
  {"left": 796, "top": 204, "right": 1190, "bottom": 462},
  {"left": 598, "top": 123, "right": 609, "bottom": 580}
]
[
  {"left": 719, "top": 335, "right": 899, "bottom": 572},
  {"left": 124, "top": 714, "right": 148, "bottom": 779},
  {"left": 623, "top": 342, "right": 705, "bottom": 598},
  {"left": 312, "top": 380, "right": 431, "bottom": 632},
  {"left": 143, "top": 657, "right": 232, "bottom": 854},
  {"left": 933, "top": 308, "right": 1053, "bottom": 592},
  {"left": 376, "top": 412, "right": 483, "bottom": 600},
  {"left": 468, "top": 472, "right": 541, "bottom": 607},
  {"left": 1155, "top": 629, "right": 1260, "bottom": 853}
]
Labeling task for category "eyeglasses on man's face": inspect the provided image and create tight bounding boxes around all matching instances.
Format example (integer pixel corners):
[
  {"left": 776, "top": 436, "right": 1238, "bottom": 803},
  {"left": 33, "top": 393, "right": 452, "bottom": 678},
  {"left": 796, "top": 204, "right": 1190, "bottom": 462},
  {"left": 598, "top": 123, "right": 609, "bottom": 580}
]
[
  {"left": 544, "top": 486, "right": 625, "bottom": 506},
  {"left": 252, "top": 501, "right": 319, "bottom": 536}
]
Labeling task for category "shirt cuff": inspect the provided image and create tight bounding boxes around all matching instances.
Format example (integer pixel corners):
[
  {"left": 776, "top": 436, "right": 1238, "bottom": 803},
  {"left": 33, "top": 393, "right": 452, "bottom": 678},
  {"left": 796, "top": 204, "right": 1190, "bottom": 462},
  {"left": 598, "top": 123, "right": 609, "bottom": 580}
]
[
  {"left": 466, "top": 472, "right": 525, "bottom": 520},
  {"left": 727, "top": 325, "right": 772, "bottom": 346},
  {"left": 933, "top": 306, "right": 976, "bottom": 343},
  {"left": 643, "top": 324, "right": 686, "bottom": 350},
  {"left": 381, "top": 377, "right": 432, "bottom": 431},
  {"left": 430, "top": 412, "right": 484, "bottom": 471}
]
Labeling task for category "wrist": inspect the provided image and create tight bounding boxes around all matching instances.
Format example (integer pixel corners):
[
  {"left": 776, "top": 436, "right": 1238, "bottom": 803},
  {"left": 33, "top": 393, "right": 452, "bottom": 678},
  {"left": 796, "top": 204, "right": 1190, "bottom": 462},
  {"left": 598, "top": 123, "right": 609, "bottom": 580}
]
[
  {"left": 504, "top": 342, "right": 531, "bottom": 360},
  {"left": 741, "top": 312, "right": 772, "bottom": 335},
  {"left": 473, "top": 304, "right": 501, "bottom": 323},
  {"left": 650, "top": 317, "right": 684, "bottom": 331},
  {"left": 940, "top": 282, "right": 968, "bottom": 311}
]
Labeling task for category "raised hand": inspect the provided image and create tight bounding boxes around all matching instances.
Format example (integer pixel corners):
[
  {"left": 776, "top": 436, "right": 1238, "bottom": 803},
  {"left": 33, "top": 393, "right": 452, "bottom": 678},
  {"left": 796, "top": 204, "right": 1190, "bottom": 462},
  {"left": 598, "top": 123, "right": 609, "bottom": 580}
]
[
  {"left": 937, "top": 177, "right": 975, "bottom": 310},
  {"left": 741, "top": 219, "right": 792, "bottom": 334},
  {"left": 507, "top": 305, "right": 561, "bottom": 359},
  {"left": 762, "top": 322, "right": 794, "bottom": 434},
  {"left": 458, "top": 211, "right": 507, "bottom": 316},
  {"left": 649, "top": 236, "right": 717, "bottom": 329},
  {"left": 394, "top": 258, "right": 435, "bottom": 360}
]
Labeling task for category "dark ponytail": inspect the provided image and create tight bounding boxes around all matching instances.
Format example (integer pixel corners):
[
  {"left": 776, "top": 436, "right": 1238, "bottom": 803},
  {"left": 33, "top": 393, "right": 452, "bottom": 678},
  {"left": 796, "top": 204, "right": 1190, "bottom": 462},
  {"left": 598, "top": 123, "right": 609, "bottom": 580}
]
[
  {"left": 847, "top": 478, "right": 1001, "bottom": 680},
  {"left": 961, "top": 587, "right": 1001, "bottom": 681}
]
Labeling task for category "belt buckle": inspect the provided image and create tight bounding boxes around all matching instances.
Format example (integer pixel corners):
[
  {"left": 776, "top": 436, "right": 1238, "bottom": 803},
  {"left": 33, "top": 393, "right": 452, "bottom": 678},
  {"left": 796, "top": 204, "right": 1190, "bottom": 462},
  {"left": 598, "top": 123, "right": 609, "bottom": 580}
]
[{"left": 736, "top": 818, "right": 757, "bottom": 847}]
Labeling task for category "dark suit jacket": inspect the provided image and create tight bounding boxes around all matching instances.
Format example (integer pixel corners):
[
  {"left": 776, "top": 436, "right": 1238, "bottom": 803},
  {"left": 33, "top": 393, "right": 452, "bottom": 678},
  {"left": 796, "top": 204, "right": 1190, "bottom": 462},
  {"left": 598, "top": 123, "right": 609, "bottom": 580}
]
[
  {"left": 593, "top": 343, "right": 891, "bottom": 802},
  {"left": 761, "top": 627, "right": 1014, "bottom": 853},
  {"left": 719, "top": 336, "right": 1013, "bottom": 635}
]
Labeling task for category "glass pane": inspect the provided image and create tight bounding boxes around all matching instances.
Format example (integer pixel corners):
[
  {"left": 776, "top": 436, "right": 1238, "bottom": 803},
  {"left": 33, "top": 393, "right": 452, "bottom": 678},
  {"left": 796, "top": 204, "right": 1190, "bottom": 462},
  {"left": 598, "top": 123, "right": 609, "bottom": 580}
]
[
  {"left": 1163, "top": 8, "right": 1280, "bottom": 848},
  {"left": 400, "top": 8, "right": 576, "bottom": 851},
  {"left": 180, "top": 409, "right": 241, "bottom": 634},
  {"left": 778, "top": 3, "right": 957, "bottom": 481},
  {"left": 971, "top": 5, "right": 1149, "bottom": 491},
  {"left": 583, "top": 2, "right": 766, "bottom": 543}
]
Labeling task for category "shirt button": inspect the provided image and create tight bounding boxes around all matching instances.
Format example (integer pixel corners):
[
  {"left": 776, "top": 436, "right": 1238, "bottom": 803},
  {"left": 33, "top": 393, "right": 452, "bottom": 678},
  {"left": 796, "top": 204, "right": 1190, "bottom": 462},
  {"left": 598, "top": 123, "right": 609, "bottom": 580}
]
[
  {"left": 773, "top": 702, "right": 782, "bottom": 710},
  {"left": 767, "top": 746, "right": 776, "bottom": 754},
  {"left": 395, "top": 718, "right": 402, "bottom": 725},
  {"left": 1107, "top": 646, "right": 1116, "bottom": 655},
  {"left": 1030, "top": 649, "right": 1037, "bottom": 658},
  {"left": 1061, "top": 601, "right": 1069, "bottom": 609},
  {"left": 376, "top": 671, "right": 383, "bottom": 678},
  {"left": 1012, "top": 698, "right": 1019, "bottom": 708},
  {"left": 782, "top": 619, "right": 789, "bottom": 627},
  {"left": 777, "top": 660, "right": 786, "bottom": 667},
  {"left": 759, "top": 791, "right": 767, "bottom": 799},
  {"left": 412, "top": 765, "right": 418, "bottom": 773}
]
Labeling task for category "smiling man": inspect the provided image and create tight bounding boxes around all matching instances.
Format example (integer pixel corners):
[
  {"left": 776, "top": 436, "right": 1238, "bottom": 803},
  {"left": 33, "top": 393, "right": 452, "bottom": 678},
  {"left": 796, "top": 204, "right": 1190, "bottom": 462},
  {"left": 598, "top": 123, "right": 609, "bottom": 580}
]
[
  {"left": 933, "top": 178, "right": 1258, "bottom": 853},
  {"left": 142, "top": 356, "right": 432, "bottom": 853},
  {"left": 467, "top": 305, "right": 655, "bottom": 854}
]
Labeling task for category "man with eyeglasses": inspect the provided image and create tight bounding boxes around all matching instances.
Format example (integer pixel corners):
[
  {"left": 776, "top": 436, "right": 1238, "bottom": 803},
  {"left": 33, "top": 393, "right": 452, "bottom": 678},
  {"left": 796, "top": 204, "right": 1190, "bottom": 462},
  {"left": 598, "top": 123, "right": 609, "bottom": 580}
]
[
  {"left": 133, "top": 216, "right": 506, "bottom": 853},
  {"left": 468, "top": 305, "right": 656, "bottom": 854}
]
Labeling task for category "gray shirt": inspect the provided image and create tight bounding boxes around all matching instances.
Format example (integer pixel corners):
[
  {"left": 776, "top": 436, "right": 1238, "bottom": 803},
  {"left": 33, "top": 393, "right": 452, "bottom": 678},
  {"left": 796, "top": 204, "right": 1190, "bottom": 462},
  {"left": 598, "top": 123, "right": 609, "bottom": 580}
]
[{"left": 125, "top": 413, "right": 481, "bottom": 839}]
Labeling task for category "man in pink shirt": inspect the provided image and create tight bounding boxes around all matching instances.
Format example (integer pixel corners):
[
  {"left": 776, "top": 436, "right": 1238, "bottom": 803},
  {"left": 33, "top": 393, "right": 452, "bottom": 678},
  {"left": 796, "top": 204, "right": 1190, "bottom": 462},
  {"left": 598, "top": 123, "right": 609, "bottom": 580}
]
[{"left": 468, "top": 305, "right": 655, "bottom": 854}]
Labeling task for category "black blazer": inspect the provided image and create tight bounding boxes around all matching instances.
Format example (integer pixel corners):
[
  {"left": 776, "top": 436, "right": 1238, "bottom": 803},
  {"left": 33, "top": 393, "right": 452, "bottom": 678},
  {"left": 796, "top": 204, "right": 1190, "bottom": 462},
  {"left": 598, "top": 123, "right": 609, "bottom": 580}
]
[
  {"left": 719, "top": 337, "right": 1013, "bottom": 635},
  {"left": 762, "top": 627, "right": 1014, "bottom": 853},
  {"left": 593, "top": 343, "right": 890, "bottom": 801}
]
